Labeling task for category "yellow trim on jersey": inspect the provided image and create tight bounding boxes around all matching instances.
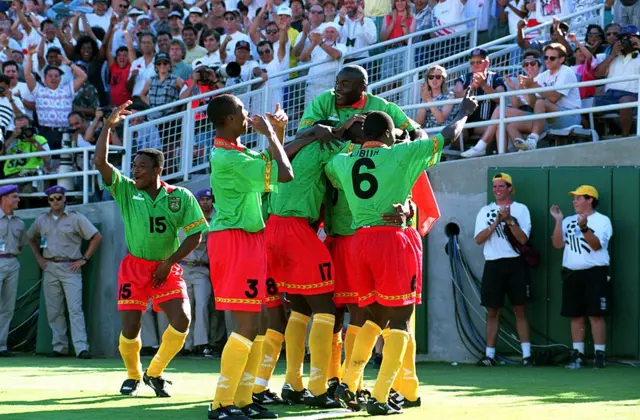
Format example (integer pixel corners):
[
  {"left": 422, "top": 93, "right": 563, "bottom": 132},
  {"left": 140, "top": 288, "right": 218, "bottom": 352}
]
[
  {"left": 299, "top": 119, "right": 314, "bottom": 129},
  {"left": 152, "top": 289, "right": 183, "bottom": 300},
  {"left": 261, "top": 154, "right": 273, "bottom": 193},
  {"left": 118, "top": 299, "right": 147, "bottom": 307},
  {"left": 184, "top": 217, "right": 206, "bottom": 233},
  {"left": 346, "top": 143, "right": 355, "bottom": 153},
  {"left": 358, "top": 291, "right": 416, "bottom": 302},
  {"left": 427, "top": 136, "right": 440, "bottom": 167},
  {"left": 286, "top": 281, "right": 335, "bottom": 290},
  {"left": 215, "top": 297, "right": 262, "bottom": 305},
  {"left": 399, "top": 120, "right": 410, "bottom": 131},
  {"left": 264, "top": 295, "right": 282, "bottom": 303},
  {"left": 334, "top": 292, "right": 358, "bottom": 298}
]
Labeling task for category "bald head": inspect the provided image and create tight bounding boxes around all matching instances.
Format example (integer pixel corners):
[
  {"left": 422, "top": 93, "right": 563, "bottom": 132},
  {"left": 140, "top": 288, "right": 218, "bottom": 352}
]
[
  {"left": 338, "top": 65, "right": 368, "bottom": 85},
  {"left": 335, "top": 65, "right": 368, "bottom": 106}
]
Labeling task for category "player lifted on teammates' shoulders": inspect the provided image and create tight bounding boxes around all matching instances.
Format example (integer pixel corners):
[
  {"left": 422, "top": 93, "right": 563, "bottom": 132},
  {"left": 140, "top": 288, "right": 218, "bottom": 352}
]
[
  {"left": 206, "top": 95, "right": 294, "bottom": 420},
  {"left": 94, "top": 101, "right": 208, "bottom": 398},
  {"left": 328, "top": 91, "right": 478, "bottom": 416}
]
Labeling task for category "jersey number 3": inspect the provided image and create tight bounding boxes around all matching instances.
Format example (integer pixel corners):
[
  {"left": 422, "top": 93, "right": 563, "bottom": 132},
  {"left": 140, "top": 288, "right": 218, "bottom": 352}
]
[
  {"left": 149, "top": 216, "right": 167, "bottom": 234},
  {"left": 352, "top": 158, "right": 378, "bottom": 199}
]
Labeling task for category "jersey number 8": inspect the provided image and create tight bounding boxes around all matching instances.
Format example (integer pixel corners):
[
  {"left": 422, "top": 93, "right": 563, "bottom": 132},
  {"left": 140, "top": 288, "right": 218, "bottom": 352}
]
[{"left": 352, "top": 158, "right": 378, "bottom": 199}]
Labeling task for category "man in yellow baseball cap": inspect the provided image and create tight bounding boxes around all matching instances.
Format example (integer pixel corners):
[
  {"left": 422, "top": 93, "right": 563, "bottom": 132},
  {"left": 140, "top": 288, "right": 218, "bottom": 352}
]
[
  {"left": 549, "top": 184, "right": 612, "bottom": 370},
  {"left": 492, "top": 173, "right": 516, "bottom": 194}
]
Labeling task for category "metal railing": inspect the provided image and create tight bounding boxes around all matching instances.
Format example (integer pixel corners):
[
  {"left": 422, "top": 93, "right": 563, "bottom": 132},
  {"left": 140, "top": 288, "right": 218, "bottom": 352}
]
[
  {"left": 401, "top": 74, "right": 640, "bottom": 154},
  {"left": 0, "top": 146, "right": 126, "bottom": 203}
]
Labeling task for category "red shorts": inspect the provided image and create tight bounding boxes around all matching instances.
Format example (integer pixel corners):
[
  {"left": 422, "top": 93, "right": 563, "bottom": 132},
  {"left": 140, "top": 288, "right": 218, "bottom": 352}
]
[
  {"left": 265, "top": 215, "right": 334, "bottom": 296},
  {"left": 405, "top": 227, "right": 423, "bottom": 306},
  {"left": 208, "top": 229, "right": 267, "bottom": 312},
  {"left": 117, "top": 254, "right": 187, "bottom": 312},
  {"left": 326, "top": 234, "right": 359, "bottom": 305},
  {"left": 351, "top": 227, "right": 417, "bottom": 308}
]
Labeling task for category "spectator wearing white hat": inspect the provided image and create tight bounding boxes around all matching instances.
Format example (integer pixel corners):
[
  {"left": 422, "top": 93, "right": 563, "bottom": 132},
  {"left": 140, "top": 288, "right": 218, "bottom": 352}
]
[
  {"left": 301, "top": 22, "right": 346, "bottom": 103},
  {"left": 168, "top": 10, "right": 185, "bottom": 41},
  {"left": 187, "top": 6, "right": 205, "bottom": 27},
  {"left": 220, "top": 11, "right": 253, "bottom": 63},
  {"left": 182, "top": 26, "right": 207, "bottom": 65},
  {"left": 336, "top": 0, "right": 377, "bottom": 62},
  {"left": 250, "top": 3, "right": 292, "bottom": 64},
  {"left": 275, "top": 6, "right": 301, "bottom": 72},
  {"left": 136, "top": 14, "right": 156, "bottom": 36}
]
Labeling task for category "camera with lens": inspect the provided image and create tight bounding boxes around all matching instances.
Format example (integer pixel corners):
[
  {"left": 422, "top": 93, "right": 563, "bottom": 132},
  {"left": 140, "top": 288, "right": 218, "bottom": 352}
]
[
  {"left": 210, "top": 62, "right": 241, "bottom": 80},
  {"left": 197, "top": 68, "right": 211, "bottom": 80},
  {"left": 22, "top": 126, "right": 35, "bottom": 138},
  {"left": 620, "top": 37, "right": 634, "bottom": 49}
]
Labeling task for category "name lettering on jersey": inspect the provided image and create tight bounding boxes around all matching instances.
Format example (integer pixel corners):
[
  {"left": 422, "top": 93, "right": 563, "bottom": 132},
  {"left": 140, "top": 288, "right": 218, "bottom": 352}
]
[
  {"left": 168, "top": 196, "right": 182, "bottom": 213},
  {"left": 133, "top": 194, "right": 144, "bottom": 201},
  {"left": 350, "top": 149, "right": 380, "bottom": 158}
]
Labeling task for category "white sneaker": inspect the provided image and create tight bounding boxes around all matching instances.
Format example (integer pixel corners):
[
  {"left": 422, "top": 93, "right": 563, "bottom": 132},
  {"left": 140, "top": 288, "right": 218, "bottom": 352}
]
[
  {"left": 525, "top": 134, "right": 539, "bottom": 150},
  {"left": 513, "top": 138, "right": 527, "bottom": 151},
  {"left": 461, "top": 147, "right": 486, "bottom": 158}
]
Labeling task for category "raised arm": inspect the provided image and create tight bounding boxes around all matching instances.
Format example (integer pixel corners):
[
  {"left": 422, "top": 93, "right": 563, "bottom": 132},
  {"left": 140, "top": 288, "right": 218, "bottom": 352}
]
[
  {"left": 440, "top": 90, "right": 478, "bottom": 145},
  {"left": 24, "top": 45, "right": 38, "bottom": 92},
  {"left": 252, "top": 114, "right": 294, "bottom": 183},
  {"left": 94, "top": 101, "right": 132, "bottom": 186}
]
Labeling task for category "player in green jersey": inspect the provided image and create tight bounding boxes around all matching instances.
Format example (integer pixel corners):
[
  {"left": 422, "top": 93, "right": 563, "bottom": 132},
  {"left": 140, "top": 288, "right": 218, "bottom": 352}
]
[
  {"left": 207, "top": 95, "right": 294, "bottom": 420},
  {"left": 329, "top": 92, "right": 478, "bottom": 415},
  {"left": 297, "top": 65, "right": 425, "bottom": 142},
  {"left": 93, "top": 101, "right": 208, "bottom": 398}
]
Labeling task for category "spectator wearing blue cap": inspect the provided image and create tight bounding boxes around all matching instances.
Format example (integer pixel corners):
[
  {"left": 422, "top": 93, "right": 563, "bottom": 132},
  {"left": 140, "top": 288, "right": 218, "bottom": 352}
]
[
  {"left": 180, "top": 188, "right": 217, "bottom": 356},
  {"left": 594, "top": 25, "right": 640, "bottom": 137},
  {"left": 0, "top": 185, "right": 26, "bottom": 358},
  {"left": 27, "top": 185, "right": 103, "bottom": 359}
]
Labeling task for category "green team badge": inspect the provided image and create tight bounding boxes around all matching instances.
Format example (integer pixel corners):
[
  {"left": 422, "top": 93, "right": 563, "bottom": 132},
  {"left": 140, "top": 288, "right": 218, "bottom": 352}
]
[{"left": 168, "top": 196, "right": 182, "bottom": 213}]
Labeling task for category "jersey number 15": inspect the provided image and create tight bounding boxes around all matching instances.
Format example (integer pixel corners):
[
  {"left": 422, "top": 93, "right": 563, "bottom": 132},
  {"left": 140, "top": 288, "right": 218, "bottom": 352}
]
[{"left": 149, "top": 216, "right": 167, "bottom": 234}]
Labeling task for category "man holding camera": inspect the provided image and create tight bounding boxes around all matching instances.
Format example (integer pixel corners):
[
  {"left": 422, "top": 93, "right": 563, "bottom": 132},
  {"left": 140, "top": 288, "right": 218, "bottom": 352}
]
[
  {"left": 2, "top": 115, "right": 50, "bottom": 179},
  {"left": 594, "top": 24, "right": 640, "bottom": 137}
]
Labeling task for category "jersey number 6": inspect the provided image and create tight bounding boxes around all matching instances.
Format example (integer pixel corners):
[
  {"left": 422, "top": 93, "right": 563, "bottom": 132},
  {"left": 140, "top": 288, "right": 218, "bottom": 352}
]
[{"left": 352, "top": 158, "right": 378, "bottom": 199}]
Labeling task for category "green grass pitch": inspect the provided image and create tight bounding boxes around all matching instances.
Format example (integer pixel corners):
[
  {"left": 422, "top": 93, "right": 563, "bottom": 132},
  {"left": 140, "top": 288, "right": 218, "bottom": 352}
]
[{"left": 1, "top": 356, "right": 639, "bottom": 419}]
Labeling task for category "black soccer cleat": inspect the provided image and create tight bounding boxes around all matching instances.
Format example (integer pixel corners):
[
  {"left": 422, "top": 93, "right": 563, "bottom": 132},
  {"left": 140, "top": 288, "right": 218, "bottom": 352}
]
[
  {"left": 594, "top": 350, "right": 606, "bottom": 369},
  {"left": 77, "top": 350, "right": 92, "bottom": 359},
  {"left": 567, "top": 349, "right": 585, "bottom": 370},
  {"left": 522, "top": 356, "right": 533, "bottom": 367},
  {"left": 253, "top": 389, "right": 288, "bottom": 405},
  {"left": 389, "top": 391, "right": 421, "bottom": 409},
  {"left": 119, "top": 378, "right": 141, "bottom": 396},
  {"left": 241, "top": 402, "right": 278, "bottom": 419},
  {"left": 334, "top": 383, "right": 362, "bottom": 412},
  {"left": 367, "top": 397, "right": 403, "bottom": 416},
  {"left": 208, "top": 404, "right": 250, "bottom": 420},
  {"left": 326, "top": 377, "right": 340, "bottom": 399},
  {"left": 476, "top": 356, "right": 497, "bottom": 367},
  {"left": 304, "top": 392, "right": 346, "bottom": 409},
  {"left": 143, "top": 370, "right": 172, "bottom": 397},
  {"left": 356, "top": 389, "right": 371, "bottom": 409},
  {"left": 281, "top": 383, "right": 312, "bottom": 405}
]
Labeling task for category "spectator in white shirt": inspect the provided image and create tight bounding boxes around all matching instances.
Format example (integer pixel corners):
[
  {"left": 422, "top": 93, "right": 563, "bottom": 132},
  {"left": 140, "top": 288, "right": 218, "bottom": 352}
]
[
  {"left": 254, "top": 29, "right": 289, "bottom": 113},
  {"left": 301, "top": 22, "right": 347, "bottom": 103},
  {"left": 220, "top": 11, "right": 254, "bottom": 63},
  {"left": 84, "top": 0, "right": 112, "bottom": 33},
  {"left": 199, "top": 30, "right": 222, "bottom": 67},
  {"left": 126, "top": 32, "right": 156, "bottom": 98},
  {"left": 509, "top": 43, "right": 582, "bottom": 151},
  {"left": 168, "top": 11, "right": 184, "bottom": 41},
  {"left": 336, "top": 0, "right": 377, "bottom": 61},
  {"left": 293, "top": 3, "right": 326, "bottom": 58},
  {"left": 36, "top": 46, "right": 73, "bottom": 86},
  {"left": 550, "top": 185, "right": 612, "bottom": 370},
  {"left": 3, "top": 61, "right": 34, "bottom": 119},
  {"left": 432, "top": 0, "right": 468, "bottom": 38}
]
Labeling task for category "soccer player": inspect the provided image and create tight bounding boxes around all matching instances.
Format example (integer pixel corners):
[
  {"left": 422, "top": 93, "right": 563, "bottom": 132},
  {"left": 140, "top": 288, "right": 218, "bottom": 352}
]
[
  {"left": 296, "top": 65, "right": 425, "bottom": 141},
  {"left": 207, "top": 95, "right": 294, "bottom": 420},
  {"left": 328, "top": 92, "right": 478, "bottom": 415},
  {"left": 94, "top": 101, "right": 208, "bottom": 397}
]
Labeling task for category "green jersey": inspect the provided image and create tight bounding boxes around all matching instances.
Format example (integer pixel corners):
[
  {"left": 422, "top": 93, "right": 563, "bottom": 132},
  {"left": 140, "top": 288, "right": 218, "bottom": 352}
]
[
  {"left": 324, "top": 142, "right": 359, "bottom": 237},
  {"left": 104, "top": 168, "right": 208, "bottom": 261},
  {"left": 298, "top": 91, "right": 418, "bottom": 133},
  {"left": 209, "top": 138, "right": 279, "bottom": 233},
  {"left": 268, "top": 141, "right": 341, "bottom": 223},
  {"left": 4, "top": 135, "right": 49, "bottom": 176},
  {"left": 325, "top": 134, "right": 444, "bottom": 229}
]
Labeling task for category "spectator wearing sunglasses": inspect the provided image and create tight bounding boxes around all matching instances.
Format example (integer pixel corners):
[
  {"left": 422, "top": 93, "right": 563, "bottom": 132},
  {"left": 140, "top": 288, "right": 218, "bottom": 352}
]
[
  {"left": 462, "top": 51, "right": 542, "bottom": 158},
  {"left": 415, "top": 65, "right": 458, "bottom": 129},
  {"left": 220, "top": 11, "right": 253, "bottom": 63},
  {"left": 584, "top": 24, "right": 607, "bottom": 55},
  {"left": 510, "top": 43, "right": 581, "bottom": 151},
  {"left": 293, "top": 4, "right": 326, "bottom": 58},
  {"left": 253, "top": 32, "right": 289, "bottom": 113},
  {"left": 597, "top": 23, "right": 621, "bottom": 61}
]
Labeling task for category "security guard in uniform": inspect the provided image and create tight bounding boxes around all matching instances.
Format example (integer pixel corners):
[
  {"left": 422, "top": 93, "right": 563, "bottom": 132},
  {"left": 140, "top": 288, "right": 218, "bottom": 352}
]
[
  {"left": 0, "top": 185, "right": 26, "bottom": 357},
  {"left": 181, "top": 188, "right": 214, "bottom": 355},
  {"left": 27, "top": 186, "right": 103, "bottom": 359}
]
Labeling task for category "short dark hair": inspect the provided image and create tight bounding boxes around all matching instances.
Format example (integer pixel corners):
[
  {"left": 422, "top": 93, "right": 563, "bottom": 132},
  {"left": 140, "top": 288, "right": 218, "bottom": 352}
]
[
  {"left": 136, "top": 148, "right": 165, "bottom": 169},
  {"left": 584, "top": 195, "right": 599, "bottom": 209},
  {"left": 0, "top": 74, "right": 10, "bottom": 86},
  {"left": 182, "top": 25, "right": 198, "bottom": 36},
  {"left": 207, "top": 94, "right": 240, "bottom": 127},
  {"left": 139, "top": 31, "right": 156, "bottom": 44},
  {"left": 543, "top": 43, "right": 567, "bottom": 58},
  {"left": 43, "top": 66, "right": 63, "bottom": 77},
  {"left": 604, "top": 23, "right": 621, "bottom": 33},
  {"left": 115, "top": 46, "right": 129, "bottom": 55},
  {"left": 257, "top": 40, "right": 274, "bottom": 50},
  {"left": 157, "top": 30, "right": 173, "bottom": 39},
  {"left": 363, "top": 111, "right": 394, "bottom": 139},
  {"left": 2, "top": 60, "right": 18, "bottom": 73},
  {"left": 40, "top": 19, "right": 54, "bottom": 31},
  {"left": 523, "top": 49, "right": 541, "bottom": 60},
  {"left": 68, "top": 111, "right": 84, "bottom": 120},
  {"left": 200, "top": 30, "right": 220, "bottom": 48}
]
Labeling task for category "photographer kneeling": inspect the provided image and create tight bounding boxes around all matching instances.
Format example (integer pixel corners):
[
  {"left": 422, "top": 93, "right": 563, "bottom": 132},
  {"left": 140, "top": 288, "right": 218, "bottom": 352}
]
[{"left": 2, "top": 115, "right": 50, "bottom": 185}]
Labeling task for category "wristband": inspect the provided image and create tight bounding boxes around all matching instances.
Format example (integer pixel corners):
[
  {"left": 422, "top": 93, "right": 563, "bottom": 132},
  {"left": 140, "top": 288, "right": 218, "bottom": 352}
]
[{"left": 580, "top": 226, "right": 588, "bottom": 233}]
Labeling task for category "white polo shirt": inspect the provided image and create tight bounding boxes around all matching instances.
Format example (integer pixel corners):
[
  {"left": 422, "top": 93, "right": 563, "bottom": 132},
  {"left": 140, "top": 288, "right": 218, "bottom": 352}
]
[
  {"left": 128, "top": 56, "right": 157, "bottom": 97},
  {"left": 474, "top": 202, "right": 532, "bottom": 261},
  {"left": 604, "top": 53, "right": 640, "bottom": 93},
  {"left": 561, "top": 212, "right": 612, "bottom": 271},
  {"left": 534, "top": 65, "right": 581, "bottom": 110}
]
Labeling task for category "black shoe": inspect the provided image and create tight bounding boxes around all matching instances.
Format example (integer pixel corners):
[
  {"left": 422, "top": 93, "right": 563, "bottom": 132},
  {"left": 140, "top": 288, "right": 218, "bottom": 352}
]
[
  {"left": 522, "top": 356, "right": 533, "bottom": 367},
  {"left": 304, "top": 392, "right": 346, "bottom": 409},
  {"left": 476, "top": 356, "right": 496, "bottom": 367},
  {"left": 143, "top": 370, "right": 172, "bottom": 397},
  {"left": 594, "top": 350, "right": 606, "bottom": 369},
  {"left": 373, "top": 353, "right": 383, "bottom": 368},
  {"left": 367, "top": 397, "right": 403, "bottom": 416},
  {"left": 0, "top": 350, "right": 15, "bottom": 357},
  {"left": 389, "top": 392, "right": 421, "bottom": 408},
  {"left": 567, "top": 349, "right": 585, "bottom": 370},
  {"left": 48, "top": 351, "right": 68, "bottom": 358},
  {"left": 356, "top": 389, "right": 371, "bottom": 409},
  {"left": 208, "top": 404, "right": 250, "bottom": 420},
  {"left": 326, "top": 377, "right": 340, "bottom": 398},
  {"left": 281, "top": 383, "right": 312, "bottom": 405},
  {"left": 241, "top": 403, "right": 277, "bottom": 419},
  {"left": 334, "top": 383, "right": 362, "bottom": 412},
  {"left": 202, "top": 346, "right": 215, "bottom": 358},
  {"left": 119, "top": 379, "right": 140, "bottom": 396},
  {"left": 140, "top": 346, "right": 156, "bottom": 356},
  {"left": 253, "top": 390, "right": 287, "bottom": 405},
  {"left": 77, "top": 350, "right": 92, "bottom": 359}
]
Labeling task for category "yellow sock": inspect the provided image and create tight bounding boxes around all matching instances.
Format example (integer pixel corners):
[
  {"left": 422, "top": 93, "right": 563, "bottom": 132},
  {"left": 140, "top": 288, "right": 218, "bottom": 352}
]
[
  {"left": 340, "top": 325, "right": 360, "bottom": 378},
  {"left": 307, "top": 314, "right": 335, "bottom": 396},
  {"left": 213, "top": 333, "right": 253, "bottom": 409},
  {"left": 397, "top": 332, "right": 419, "bottom": 401},
  {"left": 284, "top": 311, "right": 310, "bottom": 391},
  {"left": 343, "top": 321, "right": 381, "bottom": 391},
  {"left": 371, "top": 330, "right": 409, "bottom": 403},
  {"left": 357, "top": 373, "right": 364, "bottom": 391},
  {"left": 119, "top": 333, "right": 142, "bottom": 380},
  {"left": 235, "top": 335, "right": 264, "bottom": 408},
  {"left": 146, "top": 325, "right": 188, "bottom": 377},
  {"left": 328, "top": 331, "right": 343, "bottom": 381},
  {"left": 253, "top": 329, "right": 284, "bottom": 394}
]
